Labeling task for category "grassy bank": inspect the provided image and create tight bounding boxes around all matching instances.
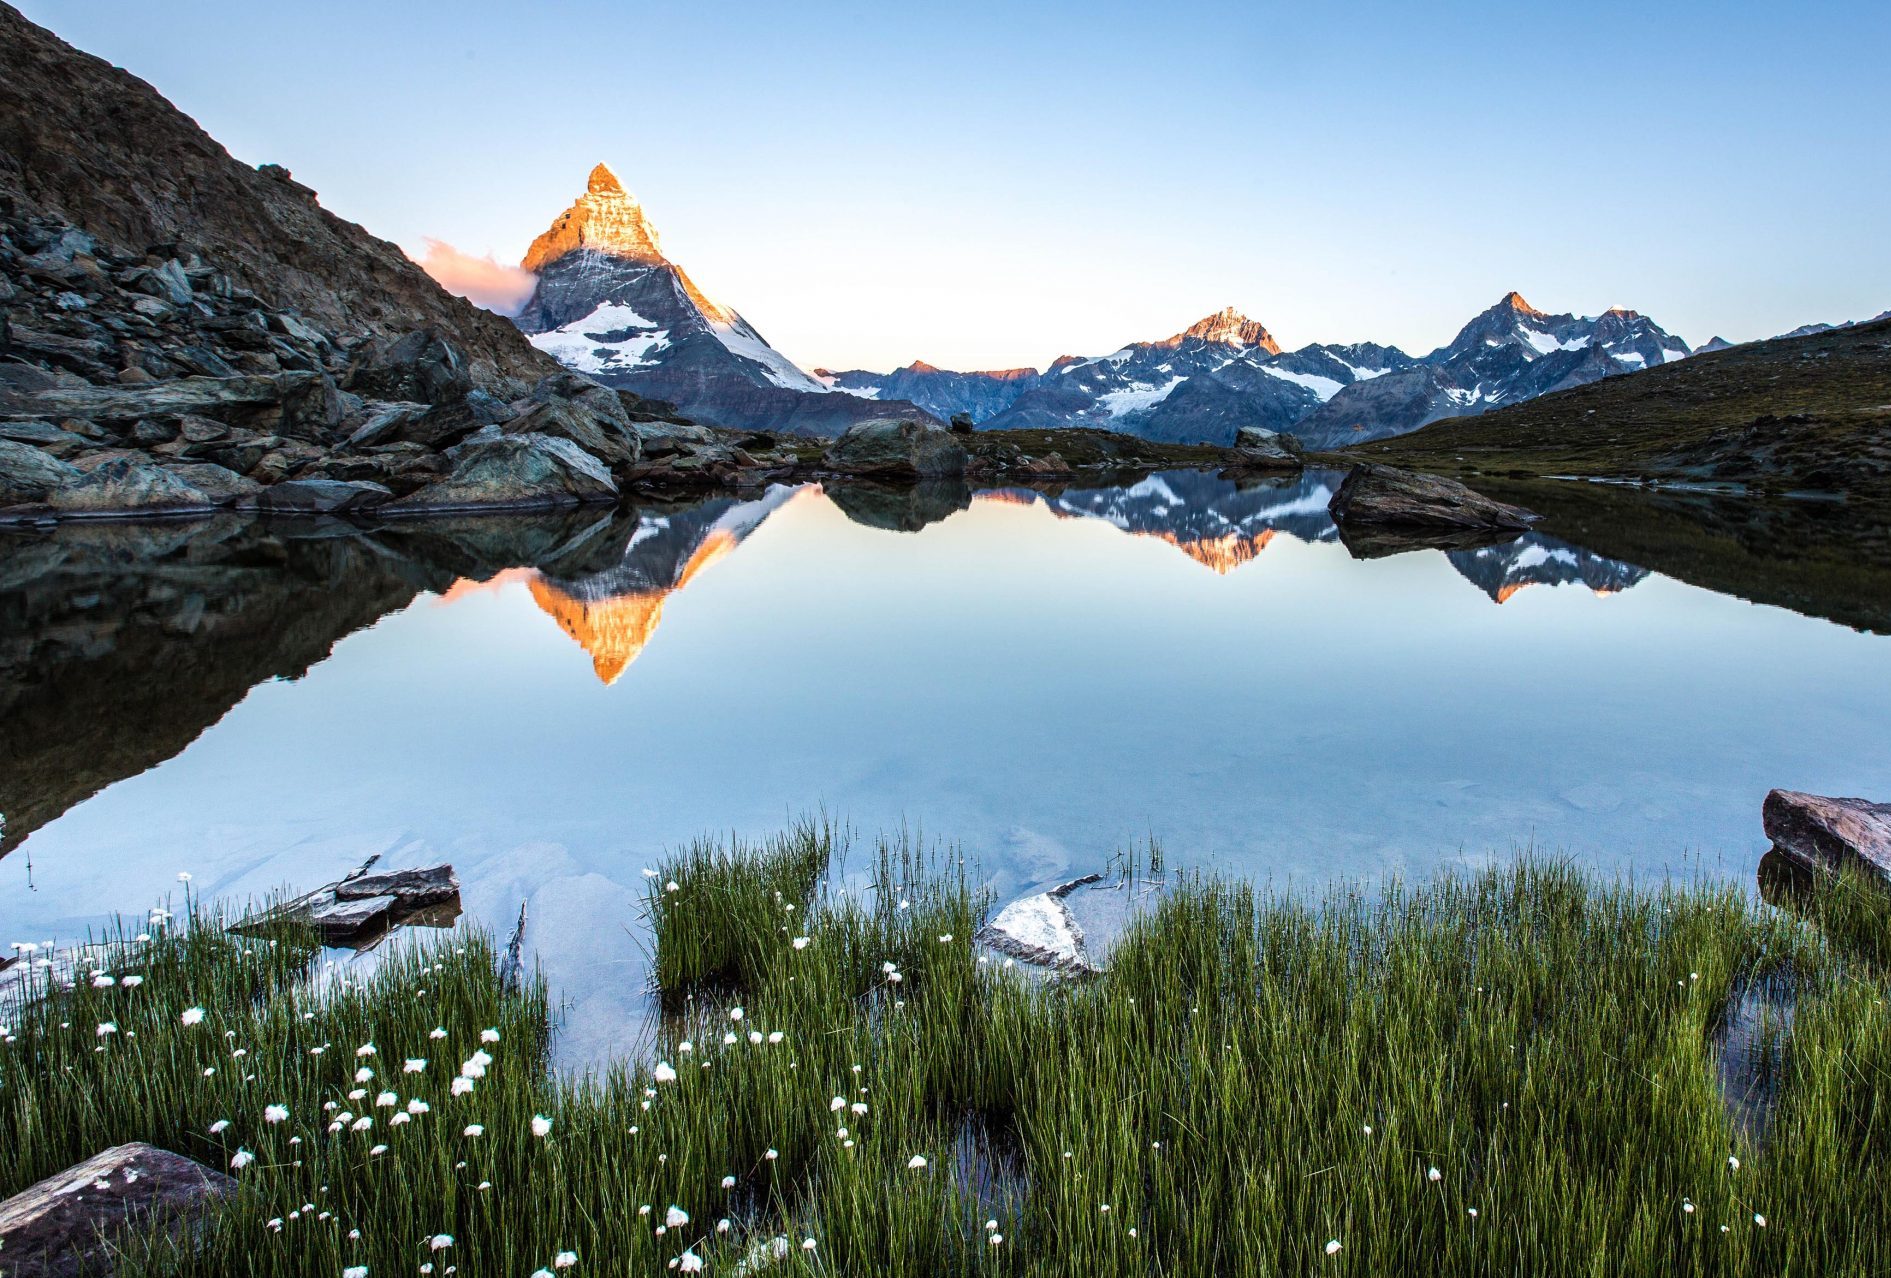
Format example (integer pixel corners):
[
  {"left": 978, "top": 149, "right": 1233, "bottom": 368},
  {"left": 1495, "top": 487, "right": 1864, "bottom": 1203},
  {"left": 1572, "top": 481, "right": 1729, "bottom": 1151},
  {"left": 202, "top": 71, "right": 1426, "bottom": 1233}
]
[{"left": 3, "top": 825, "right": 1888, "bottom": 1276}]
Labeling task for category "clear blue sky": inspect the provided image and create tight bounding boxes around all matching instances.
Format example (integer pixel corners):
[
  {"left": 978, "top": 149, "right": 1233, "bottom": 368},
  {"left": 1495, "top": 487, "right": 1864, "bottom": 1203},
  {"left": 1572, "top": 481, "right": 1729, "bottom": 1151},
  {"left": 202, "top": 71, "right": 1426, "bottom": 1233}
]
[{"left": 23, "top": 0, "right": 1890, "bottom": 372}]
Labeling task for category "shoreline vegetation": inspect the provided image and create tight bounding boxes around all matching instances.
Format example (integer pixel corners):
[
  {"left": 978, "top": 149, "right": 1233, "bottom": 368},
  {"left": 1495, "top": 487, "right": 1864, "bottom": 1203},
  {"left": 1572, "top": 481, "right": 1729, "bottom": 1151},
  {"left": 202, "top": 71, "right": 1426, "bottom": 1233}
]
[{"left": 4, "top": 823, "right": 1889, "bottom": 1275}]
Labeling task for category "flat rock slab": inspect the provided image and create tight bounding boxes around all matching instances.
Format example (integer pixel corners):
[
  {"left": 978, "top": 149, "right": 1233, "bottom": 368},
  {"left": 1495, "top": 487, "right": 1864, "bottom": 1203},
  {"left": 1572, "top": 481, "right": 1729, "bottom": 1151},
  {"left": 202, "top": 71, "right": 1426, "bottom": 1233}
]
[
  {"left": 231, "top": 862, "right": 460, "bottom": 948},
  {"left": 1763, "top": 789, "right": 1891, "bottom": 885},
  {"left": 977, "top": 872, "right": 1166, "bottom": 974},
  {"left": 0, "top": 1142, "right": 233, "bottom": 1277},
  {"left": 1328, "top": 463, "right": 1538, "bottom": 531}
]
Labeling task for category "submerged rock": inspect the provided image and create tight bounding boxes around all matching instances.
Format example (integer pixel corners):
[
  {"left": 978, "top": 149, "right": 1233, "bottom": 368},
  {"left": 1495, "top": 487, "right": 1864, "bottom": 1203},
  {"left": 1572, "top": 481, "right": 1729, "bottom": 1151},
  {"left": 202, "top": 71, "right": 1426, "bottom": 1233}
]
[
  {"left": 1328, "top": 463, "right": 1538, "bottom": 531},
  {"left": 230, "top": 861, "right": 462, "bottom": 948},
  {"left": 0, "top": 1142, "right": 234, "bottom": 1277},
  {"left": 1763, "top": 789, "right": 1891, "bottom": 886},
  {"left": 823, "top": 417, "right": 968, "bottom": 478},
  {"left": 1229, "top": 426, "right": 1303, "bottom": 469},
  {"left": 977, "top": 872, "right": 1165, "bottom": 974}
]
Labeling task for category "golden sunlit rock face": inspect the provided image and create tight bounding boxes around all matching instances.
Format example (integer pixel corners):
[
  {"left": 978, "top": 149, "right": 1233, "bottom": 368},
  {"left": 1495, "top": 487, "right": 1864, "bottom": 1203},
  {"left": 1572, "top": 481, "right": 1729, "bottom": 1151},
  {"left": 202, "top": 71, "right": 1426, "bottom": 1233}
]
[
  {"left": 1494, "top": 582, "right": 1535, "bottom": 604},
  {"left": 521, "top": 163, "right": 668, "bottom": 273}
]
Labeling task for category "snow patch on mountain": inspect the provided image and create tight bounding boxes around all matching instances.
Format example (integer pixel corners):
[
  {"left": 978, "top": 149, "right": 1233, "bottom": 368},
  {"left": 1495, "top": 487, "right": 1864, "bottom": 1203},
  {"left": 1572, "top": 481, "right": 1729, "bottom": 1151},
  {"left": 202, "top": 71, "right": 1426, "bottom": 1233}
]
[
  {"left": 1099, "top": 376, "right": 1186, "bottom": 417},
  {"left": 1261, "top": 365, "right": 1345, "bottom": 401}
]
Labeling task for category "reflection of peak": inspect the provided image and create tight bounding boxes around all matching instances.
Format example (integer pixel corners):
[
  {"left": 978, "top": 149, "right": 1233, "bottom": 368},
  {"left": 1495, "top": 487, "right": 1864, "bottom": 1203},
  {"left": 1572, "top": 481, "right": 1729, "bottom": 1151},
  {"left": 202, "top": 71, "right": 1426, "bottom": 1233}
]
[
  {"left": 1447, "top": 534, "right": 1649, "bottom": 604},
  {"left": 1157, "top": 529, "right": 1276, "bottom": 574},
  {"left": 527, "top": 579, "right": 666, "bottom": 685}
]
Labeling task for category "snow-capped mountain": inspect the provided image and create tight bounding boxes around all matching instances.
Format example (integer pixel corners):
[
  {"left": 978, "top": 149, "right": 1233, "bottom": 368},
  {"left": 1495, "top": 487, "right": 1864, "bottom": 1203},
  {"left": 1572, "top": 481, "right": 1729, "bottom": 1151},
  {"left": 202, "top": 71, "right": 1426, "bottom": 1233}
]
[
  {"left": 824, "top": 308, "right": 1414, "bottom": 445},
  {"left": 1292, "top": 293, "right": 1690, "bottom": 448},
  {"left": 512, "top": 165, "right": 930, "bottom": 436},
  {"left": 827, "top": 293, "right": 1690, "bottom": 449}
]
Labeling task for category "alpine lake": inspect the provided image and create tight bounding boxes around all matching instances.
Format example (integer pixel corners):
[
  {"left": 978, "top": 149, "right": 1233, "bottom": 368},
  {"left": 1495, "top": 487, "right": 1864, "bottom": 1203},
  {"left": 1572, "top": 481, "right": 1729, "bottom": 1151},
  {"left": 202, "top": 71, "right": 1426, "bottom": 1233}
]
[{"left": 4, "top": 468, "right": 1889, "bottom": 1066}]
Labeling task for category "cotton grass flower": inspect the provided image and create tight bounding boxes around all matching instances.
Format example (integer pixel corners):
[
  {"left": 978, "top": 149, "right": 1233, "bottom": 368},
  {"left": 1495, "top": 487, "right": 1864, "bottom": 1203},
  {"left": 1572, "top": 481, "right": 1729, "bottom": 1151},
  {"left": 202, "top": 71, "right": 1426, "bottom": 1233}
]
[
  {"left": 450, "top": 1078, "right": 475, "bottom": 1097},
  {"left": 653, "top": 1062, "right": 677, "bottom": 1083},
  {"left": 792, "top": 936, "right": 810, "bottom": 950},
  {"left": 679, "top": 1251, "right": 703, "bottom": 1273},
  {"left": 1428, "top": 1166, "right": 1442, "bottom": 1182},
  {"left": 404, "top": 1059, "right": 427, "bottom": 1073},
  {"left": 430, "top": 1235, "right": 453, "bottom": 1251},
  {"left": 230, "top": 1149, "right": 255, "bottom": 1170},
  {"left": 665, "top": 1205, "right": 690, "bottom": 1228},
  {"left": 407, "top": 1098, "right": 431, "bottom": 1114},
  {"left": 463, "top": 1124, "right": 484, "bottom": 1138},
  {"left": 96, "top": 1022, "right": 118, "bottom": 1037},
  {"left": 429, "top": 1027, "right": 448, "bottom": 1040},
  {"left": 907, "top": 1155, "right": 928, "bottom": 1169},
  {"left": 481, "top": 1028, "right": 500, "bottom": 1043},
  {"left": 343, "top": 1268, "right": 368, "bottom": 1278},
  {"left": 532, "top": 1114, "right": 553, "bottom": 1138},
  {"left": 802, "top": 1239, "right": 817, "bottom": 1252},
  {"left": 554, "top": 1254, "right": 577, "bottom": 1270},
  {"left": 1324, "top": 1239, "right": 1343, "bottom": 1256}
]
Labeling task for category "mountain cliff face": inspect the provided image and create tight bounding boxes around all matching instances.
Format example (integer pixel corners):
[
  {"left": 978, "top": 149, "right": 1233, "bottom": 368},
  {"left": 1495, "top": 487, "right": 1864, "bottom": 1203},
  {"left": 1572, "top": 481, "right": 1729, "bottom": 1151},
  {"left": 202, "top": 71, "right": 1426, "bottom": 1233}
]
[
  {"left": 0, "top": 2, "right": 552, "bottom": 390},
  {"left": 822, "top": 292, "right": 1690, "bottom": 449},
  {"left": 511, "top": 167, "right": 931, "bottom": 436}
]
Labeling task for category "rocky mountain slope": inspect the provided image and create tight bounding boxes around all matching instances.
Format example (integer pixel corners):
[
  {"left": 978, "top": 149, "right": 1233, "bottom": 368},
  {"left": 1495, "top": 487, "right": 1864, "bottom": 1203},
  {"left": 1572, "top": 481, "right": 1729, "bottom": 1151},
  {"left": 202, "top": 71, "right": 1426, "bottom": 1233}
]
[
  {"left": 511, "top": 167, "right": 932, "bottom": 437},
  {"left": 1350, "top": 316, "right": 1891, "bottom": 503},
  {"left": 0, "top": 3, "right": 837, "bottom": 524},
  {"left": 818, "top": 294, "right": 1685, "bottom": 448}
]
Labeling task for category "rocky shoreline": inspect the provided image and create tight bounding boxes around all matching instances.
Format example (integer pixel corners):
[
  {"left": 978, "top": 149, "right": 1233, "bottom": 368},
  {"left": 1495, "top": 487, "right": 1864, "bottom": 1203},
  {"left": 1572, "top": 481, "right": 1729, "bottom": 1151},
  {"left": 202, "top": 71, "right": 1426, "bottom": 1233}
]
[{"left": 0, "top": 194, "right": 1300, "bottom": 525}]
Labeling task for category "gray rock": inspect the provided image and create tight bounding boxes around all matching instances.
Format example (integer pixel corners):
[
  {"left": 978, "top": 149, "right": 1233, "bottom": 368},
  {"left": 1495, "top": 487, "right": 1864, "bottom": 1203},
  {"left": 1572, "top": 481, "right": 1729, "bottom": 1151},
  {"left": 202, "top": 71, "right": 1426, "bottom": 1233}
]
[
  {"left": 46, "top": 457, "right": 214, "bottom": 516},
  {"left": 337, "top": 864, "right": 460, "bottom": 906},
  {"left": 1229, "top": 426, "right": 1303, "bottom": 468},
  {"left": 386, "top": 432, "right": 617, "bottom": 513},
  {"left": 0, "top": 439, "right": 83, "bottom": 506},
  {"left": 0, "top": 421, "right": 92, "bottom": 458},
  {"left": 976, "top": 872, "right": 1167, "bottom": 975},
  {"left": 161, "top": 462, "right": 261, "bottom": 505},
  {"left": 823, "top": 417, "right": 968, "bottom": 478},
  {"left": 501, "top": 396, "right": 639, "bottom": 467},
  {"left": 306, "top": 892, "right": 399, "bottom": 935},
  {"left": 237, "top": 478, "right": 391, "bottom": 514},
  {"left": 1327, "top": 463, "right": 1538, "bottom": 531},
  {"left": 0, "top": 373, "right": 324, "bottom": 425},
  {"left": 347, "top": 328, "right": 473, "bottom": 405},
  {"left": 1763, "top": 789, "right": 1891, "bottom": 886},
  {"left": 0, "top": 1142, "right": 234, "bottom": 1278},
  {"left": 344, "top": 401, "right": 430, "bottom": 448},
  {"left": 145, "top": 258, "right": 194, "bottom": 306}
]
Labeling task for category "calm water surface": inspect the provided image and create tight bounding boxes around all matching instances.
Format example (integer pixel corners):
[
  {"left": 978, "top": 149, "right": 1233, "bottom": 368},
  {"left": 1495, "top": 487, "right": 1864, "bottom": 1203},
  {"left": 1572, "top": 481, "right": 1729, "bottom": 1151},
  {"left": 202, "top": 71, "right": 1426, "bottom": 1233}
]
[{"left": 3, "top": 470, "right": 1887, "bottom": 1062}]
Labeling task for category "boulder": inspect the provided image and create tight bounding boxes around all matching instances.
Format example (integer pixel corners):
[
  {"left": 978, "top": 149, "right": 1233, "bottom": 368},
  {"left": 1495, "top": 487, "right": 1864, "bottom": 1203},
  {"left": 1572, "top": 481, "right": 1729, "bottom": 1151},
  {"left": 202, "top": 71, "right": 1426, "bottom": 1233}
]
[
  {"left": 343, "top": 401, "right": 430, "bottom": 448},
  {"left": 0, "top": 420, "right": 92, "bottom": 459},
  {"left": 823, "top": 417, "right": 967, "bottom": 478},
  {"left": 501, "top": 396, "right": 638, "bottom": 468},
  {"left": 46, "top": 456, "right": 215, "bottom": 516},
  {"left": 386, "top": 432, "right": 617, "bottom": 513},
  {"left": 386, "top": 390, "right": 513, "bottom": 450},
  {"left": 1327, "top": 463, "right": 1538, "bottom": 531},
  {"left": 0, "top": 438, "right": 82, "bottom": 506},
  {"left": 346, "top": 328, "right": 473, "bottom": 405},
  {"left": 1230, "top": 427, "right": 1304, "bottom": 469},
  {"left": 1762, "top": 789, "right": 1891, "bottom": 886},
  {"left": 236, "top": 477, "right": 391, "bottom": 514},
  {"left": 0, "top": 1142, "right": 234, "bottom": 1277},
  {"left": 161, "top": 462, "right": 261, "bottom": 505}
]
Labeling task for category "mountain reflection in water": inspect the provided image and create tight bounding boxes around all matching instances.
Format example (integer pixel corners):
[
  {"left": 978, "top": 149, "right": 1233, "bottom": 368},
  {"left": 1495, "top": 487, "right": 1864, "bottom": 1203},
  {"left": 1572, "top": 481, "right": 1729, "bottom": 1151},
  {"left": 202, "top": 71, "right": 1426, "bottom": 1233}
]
[{"left": 4, "top": 468, "right": 1888, "bottom": 1065}]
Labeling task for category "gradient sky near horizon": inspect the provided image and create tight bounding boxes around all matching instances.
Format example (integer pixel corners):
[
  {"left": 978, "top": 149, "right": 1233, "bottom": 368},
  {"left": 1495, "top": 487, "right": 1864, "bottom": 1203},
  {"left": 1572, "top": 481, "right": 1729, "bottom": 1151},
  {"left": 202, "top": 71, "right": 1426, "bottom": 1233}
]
[{"left": 24, "top": 0, "right": 1891, "bottom": 372}]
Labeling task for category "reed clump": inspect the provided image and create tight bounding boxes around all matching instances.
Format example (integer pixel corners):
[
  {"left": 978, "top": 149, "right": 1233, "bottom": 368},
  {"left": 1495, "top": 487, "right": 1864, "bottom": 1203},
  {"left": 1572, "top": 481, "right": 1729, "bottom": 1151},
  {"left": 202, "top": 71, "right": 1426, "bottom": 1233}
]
[{"left": 2, "top": 830, "right": 1887, "bottom": 1276}]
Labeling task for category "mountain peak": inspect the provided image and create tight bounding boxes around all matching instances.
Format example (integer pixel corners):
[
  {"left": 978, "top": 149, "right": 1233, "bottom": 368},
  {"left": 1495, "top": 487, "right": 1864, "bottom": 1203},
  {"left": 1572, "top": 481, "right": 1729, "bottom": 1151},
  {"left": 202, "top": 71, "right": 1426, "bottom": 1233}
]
[
  {"left": 1170, "top": 307, "right": 1280, "bottom": 353},
  {"left": 522, "top": 163, "right": 665, "bottom": 273},
  {"left": 1495, "top": 290, "right": 1545, "bottom": 318},
  {"left": 587, "top": 162, "right": 625, "bottom": 195}
]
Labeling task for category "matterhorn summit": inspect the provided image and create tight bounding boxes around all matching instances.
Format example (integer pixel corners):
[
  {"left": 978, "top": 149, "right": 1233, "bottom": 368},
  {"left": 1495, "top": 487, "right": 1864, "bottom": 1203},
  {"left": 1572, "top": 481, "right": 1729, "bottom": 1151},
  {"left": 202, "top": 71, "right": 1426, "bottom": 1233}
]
[{"left": 512, "top": 164, "right": 929, "bottom": 435}]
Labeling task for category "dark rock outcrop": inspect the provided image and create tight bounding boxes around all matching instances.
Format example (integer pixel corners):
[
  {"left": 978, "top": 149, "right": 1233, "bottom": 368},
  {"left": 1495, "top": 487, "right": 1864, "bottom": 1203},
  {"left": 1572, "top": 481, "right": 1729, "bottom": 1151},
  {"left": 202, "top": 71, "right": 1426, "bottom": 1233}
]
[
  {"left": 822, "top": 418, "right": 967, "bottom": 478},
  {"left": 1328, "top": 463, "right": 1539, "bottom": 532},
  {"left": 1763, "top": 789, "right": 1891, "bottom": 886},
  {"left": 388, "top": 432, "right": 618, "bottom": 512},
  {"left": 0, "top": 1142, "right": 234, "bottom": 1278}
]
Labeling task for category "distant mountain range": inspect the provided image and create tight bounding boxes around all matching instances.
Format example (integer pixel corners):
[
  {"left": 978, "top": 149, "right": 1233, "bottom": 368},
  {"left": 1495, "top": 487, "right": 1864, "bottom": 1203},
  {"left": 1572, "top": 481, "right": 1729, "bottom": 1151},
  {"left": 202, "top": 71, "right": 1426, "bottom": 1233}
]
[
  {"left": 504, "top": 165, "right": 1882, "bottom": 449},
  {"left": 825, "top": 292, "right": 1691, "bottom": 450}
]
